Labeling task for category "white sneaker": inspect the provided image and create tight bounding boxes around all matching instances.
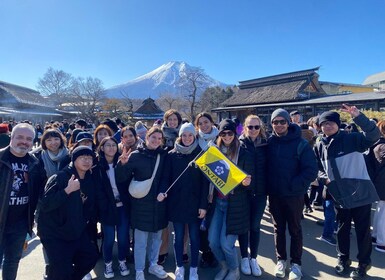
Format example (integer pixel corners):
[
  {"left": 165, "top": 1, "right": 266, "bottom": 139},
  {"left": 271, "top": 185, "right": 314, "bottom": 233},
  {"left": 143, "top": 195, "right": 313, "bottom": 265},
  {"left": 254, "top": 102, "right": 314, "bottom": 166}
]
[
  {"left": 104, "top": 262, "right": 114, "bottom": 279},
  {"left": 240, "top": 257, "right": 251, "bottom": 275},
  {"left": 250, "top": 258, "right": 262, "bottom": 276},
  {"left": 119, "top": 260, "right": 130, "bottom": 276},
  {"left": 148, "top": 264, "right": 168, "bottom": 279},
  {"left": 136, "top": 271, "right": 145, "bottom": 280},
  {"left": 274, "top": 260, "right": 287, "bottom": 278},
  {"left": 82, "top": 273, "right": 92, "bottom": 280},
  {"left": 175, "top": 266, "right": 185, "bottom": 280},
  {"left": 189, "top": 267, "right": 199, "bottom": 280},
  {"left": 289, "top": 263, "right": 302, "bottom": 280}
]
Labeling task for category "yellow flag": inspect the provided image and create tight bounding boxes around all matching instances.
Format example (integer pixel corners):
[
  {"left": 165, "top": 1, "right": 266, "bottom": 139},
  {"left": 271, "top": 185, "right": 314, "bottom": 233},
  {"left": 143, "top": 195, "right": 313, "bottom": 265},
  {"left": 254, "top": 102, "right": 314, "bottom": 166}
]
[{"left": 195, "top": 146, "right": 247, "bottom": 196}]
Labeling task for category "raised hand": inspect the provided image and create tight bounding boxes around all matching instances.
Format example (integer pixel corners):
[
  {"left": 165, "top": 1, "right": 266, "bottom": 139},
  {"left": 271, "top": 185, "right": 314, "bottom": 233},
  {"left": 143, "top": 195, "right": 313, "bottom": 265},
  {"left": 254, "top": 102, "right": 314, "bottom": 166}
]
[
  {"left": 118, "top": 146, "right": 131, "bottom": 165},
  {"left": 340, "top": 103, "right": 360, "bottom": 118},
  {"left": 65, "top": 175, "right": 80, "bottom": 195}
]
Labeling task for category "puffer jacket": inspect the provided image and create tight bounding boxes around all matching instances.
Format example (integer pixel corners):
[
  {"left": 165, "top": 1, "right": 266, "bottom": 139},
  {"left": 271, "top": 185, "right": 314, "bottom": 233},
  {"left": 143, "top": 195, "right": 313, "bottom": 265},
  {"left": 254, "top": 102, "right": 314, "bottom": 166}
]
[{"left": 0, "top": 146, "right": 46, "bottom": 246}]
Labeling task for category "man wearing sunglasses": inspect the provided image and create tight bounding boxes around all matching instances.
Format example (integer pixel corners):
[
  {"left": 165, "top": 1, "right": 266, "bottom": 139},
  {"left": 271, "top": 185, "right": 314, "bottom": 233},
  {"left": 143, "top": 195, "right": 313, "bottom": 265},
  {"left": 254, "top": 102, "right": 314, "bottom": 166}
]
[{"left": 267, "top": 108, "right": 318, "bottom": 280}]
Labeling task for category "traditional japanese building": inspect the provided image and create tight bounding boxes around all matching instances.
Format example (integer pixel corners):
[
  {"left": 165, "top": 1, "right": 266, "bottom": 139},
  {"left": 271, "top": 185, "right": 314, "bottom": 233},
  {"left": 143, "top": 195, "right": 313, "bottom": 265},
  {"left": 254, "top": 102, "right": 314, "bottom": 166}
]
[{"left": 132, "top": 98, "right": 164, "bottom": 125}]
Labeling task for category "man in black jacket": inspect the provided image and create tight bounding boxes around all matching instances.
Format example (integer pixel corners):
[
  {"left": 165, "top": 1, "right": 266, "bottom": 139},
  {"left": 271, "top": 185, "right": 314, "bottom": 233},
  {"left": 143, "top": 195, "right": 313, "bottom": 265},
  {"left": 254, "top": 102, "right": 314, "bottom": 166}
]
[
  {"left": 267, "top": 109, "right": 318, "bottom": 280},
  {"left": 0, "top": 123, "right": 46, "bottom": 280}
]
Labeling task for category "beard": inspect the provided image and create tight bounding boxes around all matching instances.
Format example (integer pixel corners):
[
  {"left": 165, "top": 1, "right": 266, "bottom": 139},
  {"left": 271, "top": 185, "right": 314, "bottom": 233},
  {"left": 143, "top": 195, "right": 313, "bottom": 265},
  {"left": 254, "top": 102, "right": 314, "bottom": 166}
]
[{"left": 11, "top": 144, "right": 31, "bottom": 156}]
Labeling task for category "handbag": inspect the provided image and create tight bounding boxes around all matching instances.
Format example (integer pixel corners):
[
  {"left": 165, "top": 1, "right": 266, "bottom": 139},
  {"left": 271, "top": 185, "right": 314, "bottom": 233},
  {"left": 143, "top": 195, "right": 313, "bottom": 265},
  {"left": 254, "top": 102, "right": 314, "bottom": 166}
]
[{"left": 129, "top": 154, "right": 160, "bottom": 199}]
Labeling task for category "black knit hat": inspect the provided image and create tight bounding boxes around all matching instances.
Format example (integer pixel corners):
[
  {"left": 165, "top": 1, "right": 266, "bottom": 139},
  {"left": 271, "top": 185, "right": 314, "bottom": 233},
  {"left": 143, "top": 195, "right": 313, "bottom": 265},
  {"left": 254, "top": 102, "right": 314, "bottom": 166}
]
[
  {"left": 75, "top": 132, "right": 93, "bottom": 143},
  {"left": 319, "top": 111, "right": 341, "bottom": 127},
  {"left": 71, "top": 146, "right": 94, "bottom": 163},
  {"left": 218, "top": 119, "right": 236, "bottom": 134}
]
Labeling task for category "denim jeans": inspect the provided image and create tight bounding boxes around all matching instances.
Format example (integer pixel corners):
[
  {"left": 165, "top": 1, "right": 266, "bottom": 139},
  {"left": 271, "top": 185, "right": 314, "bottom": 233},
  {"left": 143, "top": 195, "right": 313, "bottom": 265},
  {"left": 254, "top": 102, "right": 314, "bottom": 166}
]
[
  {"left": 134, "top": 229, "right": 162, "bottom": 271},
  {"left": 173, "top": 221, "right": 200, "bottom": 267},
  {"left": 208, "top": 198, "right": 238, "bottom": 270},
  {"left": 102, "top": 207, "right": 130, "bottom": 263},
  {"left": 239, "top": 194, "right": 267, "bottom": 258},
  {"left": 0, "top": 219, "right": 28, "bottom": 280},
  {"left": 322, "top": 199, "right": 337, "bottom": 238}
]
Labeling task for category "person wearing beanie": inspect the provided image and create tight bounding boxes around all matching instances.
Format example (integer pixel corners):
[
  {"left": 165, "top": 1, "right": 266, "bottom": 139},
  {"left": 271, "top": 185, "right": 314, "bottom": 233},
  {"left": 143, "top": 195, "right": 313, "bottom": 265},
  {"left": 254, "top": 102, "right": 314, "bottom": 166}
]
[
  {"left": 267, "top": 108, "right": 318, "bottom": 280},
  {"left": 38, "top": 142, "right": 101, "bottom": 280},
  {"left": 135, "top": 121, "right": 148, "bottom": 141},
  {"left": 158, "top": 122, "right": 208, "bottom": 280},
  {"left": 314, "top": 104, "right": 380, "bottom": 278}
]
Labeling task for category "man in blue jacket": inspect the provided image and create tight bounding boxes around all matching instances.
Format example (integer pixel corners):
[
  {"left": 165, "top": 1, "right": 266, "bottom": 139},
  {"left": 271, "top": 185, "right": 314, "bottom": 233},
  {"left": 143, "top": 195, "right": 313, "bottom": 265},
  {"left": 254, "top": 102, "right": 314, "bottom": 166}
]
[
  {"left": 314, "top": 104, "right": 380, "bottom": 280},
  {"left": 267, "top": 109, "right": 318, "bottom": 280}
]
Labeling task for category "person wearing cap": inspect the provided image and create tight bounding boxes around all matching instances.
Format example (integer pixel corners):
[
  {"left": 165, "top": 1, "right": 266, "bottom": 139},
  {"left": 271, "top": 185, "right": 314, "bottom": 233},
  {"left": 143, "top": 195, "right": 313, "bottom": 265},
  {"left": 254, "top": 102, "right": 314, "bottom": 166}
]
[
  {"left": 0, "top": 123, "right": 46, "bottom": 280},
  {"left": 267, "top": 108, "right": 318, "bottom": 280},
  {"left": 158, "top": 123, "right": 209, "bottom": 280},
  {"left": 70, "top": 132, "right": 95, "bottom": 154},
  {"left": 314, "top": 104, "right": 380, "bottom": 279},
  {"left": 115, "top": 127, "right": 168, "bottom": 280},
  {"left": 208, "top": 119, "right": 254, "bottom": 280},
  {"left": 37, "top": 146, "right": 101, "bottom": 280},
  {"left": 290, "top": 111, "right": 301, "bottom": 125}
]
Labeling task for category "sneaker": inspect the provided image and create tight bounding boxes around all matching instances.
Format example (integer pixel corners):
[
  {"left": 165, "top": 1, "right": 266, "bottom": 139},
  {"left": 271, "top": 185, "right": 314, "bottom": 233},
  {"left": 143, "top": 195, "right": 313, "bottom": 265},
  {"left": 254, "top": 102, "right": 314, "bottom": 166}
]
[
  {"left": 148, "top": 264, "right": 168, "bottom": 279},
  {"left": 274, "top": 260, "right": 287, "bottom": 278},
  {"left": 224, "top": 268, "right": 240, "bottom": 280},
  {"left": 250, "top": 258, "right": 262, "bottom": 277},
  {"left": 319, "top": 235, "right": 337, "bottom": 246},
  {"left": 375, "top": 245, "right": 385, "bottom": 253},
  {"left": 119, "top": 260, "right": 130, "bottom": 276},
  {"left": 335, "top": 259, "right": 351, "bottom": 276},
  {"left": 371, "top": 237, "right": 377, "bottom": 245},
  {"left": 240, "top": 257, "right": 251, "bottom": 275},
  {"left": 350, "top": 264, "right": 371, "bottom": 279},
  {"left": 82, "top": 273, "right": 92, "bottom": 280},
  {"left": 183, "top": 254, "right": 189, "bottom": 263},
  {"left": 175, "top": 266, "right": 185, "bottom": 280},
  {"left": 189, "top": 267, "right": 199, "bottom": 280},
  {"left": 289, "top": 263, "right": 302, "bottom": 280},
  {"left": 157, "top": 253, "right": 168, "bottom": 265},
  {"left": 104, "top": 262, "right": 114, "bottom": 279},
  {"left": 136, "top": 271, "right": 145, "bottom": 280}
]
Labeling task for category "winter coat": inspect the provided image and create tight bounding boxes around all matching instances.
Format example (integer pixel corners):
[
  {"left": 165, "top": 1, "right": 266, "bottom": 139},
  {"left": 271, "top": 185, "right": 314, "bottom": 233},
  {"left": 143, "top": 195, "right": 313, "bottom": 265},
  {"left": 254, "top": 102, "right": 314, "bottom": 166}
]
[
  {"left": 0, "top": 147, "right": 46, "bottom": 247},
  {"left": 161, "top": 145, "right": 209, "bottom": 223},
  {"left": 315, "top": 113, "right": 380, "bottom": 208},
  {"left": 267, "top": 124, "right": 318, "bottom": 197},
  {"left": 37, "top": 164, "right": 103, "bottom": 241},
  {"left": 366, "top": 137, "right": 385, "bottom": 200},
  {"left": 239, "top": 135, "right": 267, "bottom": 196},
  {"left": 115, "top": 144, "right": 167, "bottom": 232}
]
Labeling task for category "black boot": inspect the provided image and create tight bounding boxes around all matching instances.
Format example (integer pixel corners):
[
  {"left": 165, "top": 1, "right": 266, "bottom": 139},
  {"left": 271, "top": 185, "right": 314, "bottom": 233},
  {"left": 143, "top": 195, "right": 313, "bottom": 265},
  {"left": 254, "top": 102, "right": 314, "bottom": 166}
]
[
  {"left": 335, "top": 259, "right": 351, "bottom": 275},
  {"left": 350, "top": 263, "right": 371, "bottom": 280}
]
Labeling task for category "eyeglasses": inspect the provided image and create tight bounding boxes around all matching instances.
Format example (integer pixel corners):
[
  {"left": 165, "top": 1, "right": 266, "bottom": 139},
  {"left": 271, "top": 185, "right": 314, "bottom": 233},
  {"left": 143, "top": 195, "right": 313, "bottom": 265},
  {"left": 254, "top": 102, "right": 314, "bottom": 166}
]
[
  {"left": 272, "top": 120, "right": 287, "bottom": 125},
  {"left": 78, "top": 156, "right": 93, "bottom": 162},
  {"left": 219, "top": 131, "right": 235, "bottom": 137},
  {"left": 247, "top": 125, "right": 261, "bottom": 130},
  {"left": 104, "top": 144, "right": 117, "bottom": 148}
]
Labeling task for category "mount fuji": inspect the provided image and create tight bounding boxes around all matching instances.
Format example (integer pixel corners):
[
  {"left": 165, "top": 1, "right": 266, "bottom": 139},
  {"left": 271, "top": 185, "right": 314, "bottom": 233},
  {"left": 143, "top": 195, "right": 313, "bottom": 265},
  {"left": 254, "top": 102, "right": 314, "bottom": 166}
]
[{"left": 104, "top": 61, "right": 228, "bottom": 99}]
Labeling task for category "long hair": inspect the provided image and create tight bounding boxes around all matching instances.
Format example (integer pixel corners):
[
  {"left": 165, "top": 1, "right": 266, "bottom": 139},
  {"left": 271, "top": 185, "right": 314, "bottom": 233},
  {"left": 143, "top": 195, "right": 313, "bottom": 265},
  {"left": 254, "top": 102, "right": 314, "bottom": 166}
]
[
  {"left": 194, "top": 112, "right": 214, "bottom": 129},
  {"left": 97, "top": 136, "right": 120, "bottom": 169},
  {"left": 145, "top": 127, "right": 164, "bottom": 147},
  {"left": 243, "top": 114, "right": 267, "bottom": 139},
  {"left": 216, "top": 134, "right": 240, "bottom": 160},
  {"left": 163, "top": 109, "right": 182, "bottom": 127}
]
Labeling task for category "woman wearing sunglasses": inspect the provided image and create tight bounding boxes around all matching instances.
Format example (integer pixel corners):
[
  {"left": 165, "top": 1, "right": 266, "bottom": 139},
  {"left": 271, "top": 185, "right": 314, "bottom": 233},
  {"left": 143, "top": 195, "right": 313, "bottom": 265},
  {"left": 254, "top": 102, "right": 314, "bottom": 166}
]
[
  {"left": 208, "top": 119, "right": 254, "bottom": 280},
  {"left": 238, "top": 115, "right": 268, "bottom": 277}
]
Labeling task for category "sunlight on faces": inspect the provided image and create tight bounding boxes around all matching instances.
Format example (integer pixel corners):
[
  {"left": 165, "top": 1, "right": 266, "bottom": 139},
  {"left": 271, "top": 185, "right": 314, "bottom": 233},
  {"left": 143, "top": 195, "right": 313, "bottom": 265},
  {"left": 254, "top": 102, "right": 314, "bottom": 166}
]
[
  {"left": 271, "top": 117, "right": 289, "bottom": 136},
  {"left": 219, "top": 130, "right": 235, "bottom": 146},
  {"left": 321, "top": 121, "right": 339, "bottom": 137},
  {"left": 45, "top": 137, "right": 61, "bottom": 154},
  {"left": 122, "top": 129, "right": 136, "bottom": 147},
  {"left": 74, "top": 155, "right": 93, "bottom": 173},
  {"left": 146, "top": 132, "right": 163, "bottom": 150},
  {"left": 245, "top": 118, "right": 261, "bottom": 140},
  {"left": 101, "top": 139, "right": 118, "bottom": 158},
  {"left": 10, "top": 127, "right": 34, "bottom": 157},
  {"left": 97, "top": 129, "right": 110, "bottom": 144},
  {"left": 181, "top": 132, "right": 195, "bottom": 147},
  {"left": 198, "top": 116, "right": 213, "bottom": 134},
  {"left": 167, "top": 114, "right": 179, "bottom": 129}
]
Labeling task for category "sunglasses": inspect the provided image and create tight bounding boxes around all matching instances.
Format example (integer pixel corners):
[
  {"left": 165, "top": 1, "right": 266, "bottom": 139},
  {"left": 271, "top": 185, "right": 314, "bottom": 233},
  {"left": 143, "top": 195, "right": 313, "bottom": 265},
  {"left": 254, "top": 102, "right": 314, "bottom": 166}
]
[
  {"left": 219, "top": 131, "right": 235, "bottom": 137},
  {"left": 247, "top": 125, "right": 261, "bottom": 130},
  {"left": 272, "top": 120, "right": 287, "bottom": 125}
]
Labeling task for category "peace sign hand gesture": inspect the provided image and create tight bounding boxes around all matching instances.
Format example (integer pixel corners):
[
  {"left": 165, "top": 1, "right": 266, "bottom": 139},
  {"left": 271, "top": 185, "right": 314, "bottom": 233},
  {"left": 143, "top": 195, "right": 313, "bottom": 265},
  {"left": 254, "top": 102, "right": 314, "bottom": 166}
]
[
  {"left": 118, "top": 146, "right": 131, "bottom": 165},
  {"left": 340, "top": 103, "right": 360, "bottom": 118}
]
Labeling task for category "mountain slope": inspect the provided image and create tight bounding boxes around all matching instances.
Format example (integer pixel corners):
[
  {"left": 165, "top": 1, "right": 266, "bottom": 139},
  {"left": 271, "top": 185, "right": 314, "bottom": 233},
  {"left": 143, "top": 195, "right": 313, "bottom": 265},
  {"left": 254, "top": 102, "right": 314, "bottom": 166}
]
[{"left": 104, "top": 61, "right": 227, "bottom": 99}]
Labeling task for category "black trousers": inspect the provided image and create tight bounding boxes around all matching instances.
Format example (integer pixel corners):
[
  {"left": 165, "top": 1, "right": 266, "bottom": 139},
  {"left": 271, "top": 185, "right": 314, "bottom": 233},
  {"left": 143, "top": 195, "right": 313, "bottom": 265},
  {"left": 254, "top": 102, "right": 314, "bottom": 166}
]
[
  {"left": 269, "top": 195, "right": 304, "bottom": 265},
  {"left": 41, "top": 231, "right": 98, "bottom": 280},
  {"left": 335, "top": 204, "right": 372, "bottom": 265}
]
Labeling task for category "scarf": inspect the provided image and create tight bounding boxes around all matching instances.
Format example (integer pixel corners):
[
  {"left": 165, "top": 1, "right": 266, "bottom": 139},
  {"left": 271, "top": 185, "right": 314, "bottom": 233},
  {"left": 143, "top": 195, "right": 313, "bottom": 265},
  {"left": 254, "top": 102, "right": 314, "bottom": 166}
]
[
  {"left": 41, "top": 148, "right": 69, "bottom": 178},
  {"left": 174, "top": 138, "right": 198, "bottom": 155},
  {"left": 198, "top": 126, "right": 219, "bottom": 150},
  {"left": 162, "top": 123, "right": 180, "bottom": 148}
]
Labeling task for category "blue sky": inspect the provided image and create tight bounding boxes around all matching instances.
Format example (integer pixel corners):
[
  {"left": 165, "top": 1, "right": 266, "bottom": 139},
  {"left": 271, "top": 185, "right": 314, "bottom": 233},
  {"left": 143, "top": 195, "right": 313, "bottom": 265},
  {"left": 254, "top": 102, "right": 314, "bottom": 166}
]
[{"left": 1, "top": 0, "right": 384, "bottom": 90}]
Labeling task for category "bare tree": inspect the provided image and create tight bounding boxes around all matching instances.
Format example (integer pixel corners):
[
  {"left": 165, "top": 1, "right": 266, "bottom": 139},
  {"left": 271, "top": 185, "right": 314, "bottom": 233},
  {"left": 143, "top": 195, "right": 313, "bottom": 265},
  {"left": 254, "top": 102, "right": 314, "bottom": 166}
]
[
  {"left": 199, "top": 86, "right": 236, "bottom": 112},
  {"left": 36, "top": 67, "right": 74, "bottom": 106},
  {"left": 157, "top": 92, "right": 180, "bottom": 111}
]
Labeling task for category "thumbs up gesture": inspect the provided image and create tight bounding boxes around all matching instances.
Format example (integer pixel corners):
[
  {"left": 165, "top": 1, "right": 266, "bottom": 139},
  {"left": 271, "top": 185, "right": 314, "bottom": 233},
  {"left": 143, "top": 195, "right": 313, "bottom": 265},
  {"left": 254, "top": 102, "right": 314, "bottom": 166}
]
[{"left": 65, "top": 175, "right": 80, "bottom": 195}]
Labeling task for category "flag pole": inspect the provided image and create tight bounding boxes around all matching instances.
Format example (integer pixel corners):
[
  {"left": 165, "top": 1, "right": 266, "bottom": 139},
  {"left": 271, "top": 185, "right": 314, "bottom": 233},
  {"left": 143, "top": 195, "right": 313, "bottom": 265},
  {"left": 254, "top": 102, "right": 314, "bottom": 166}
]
[{"left": 163, "top": 140, "right": 213, "bottom": 195}]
